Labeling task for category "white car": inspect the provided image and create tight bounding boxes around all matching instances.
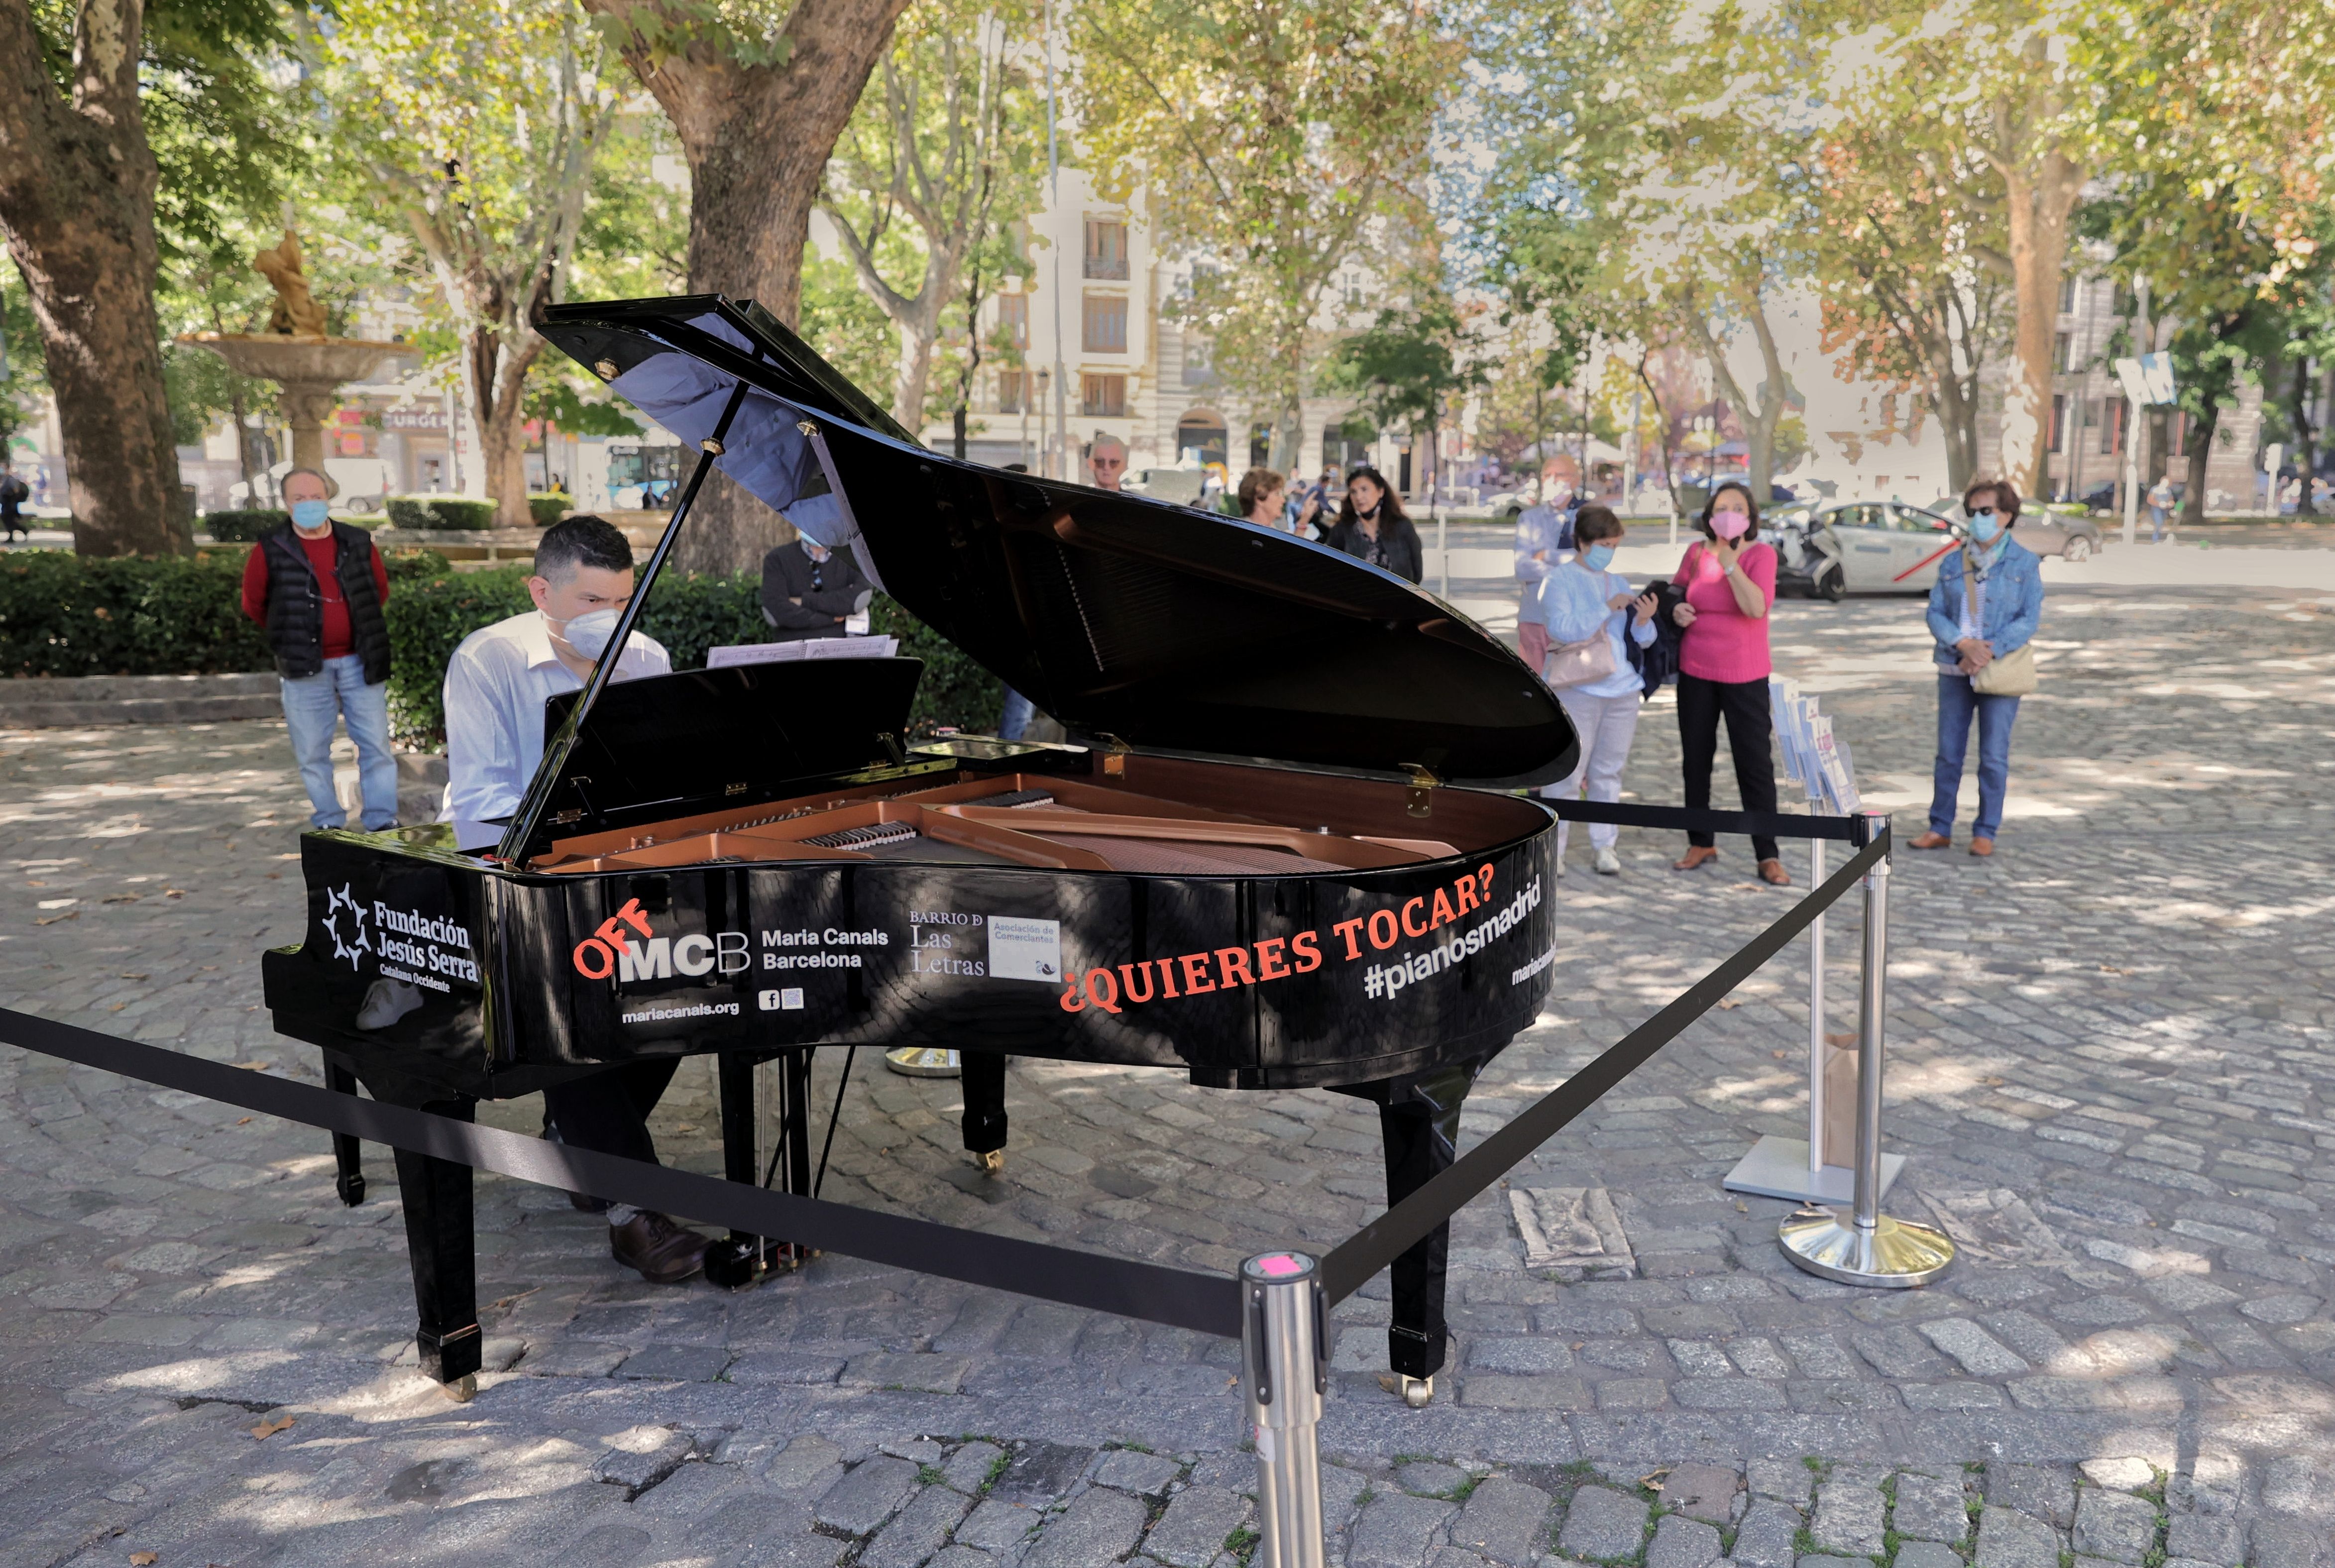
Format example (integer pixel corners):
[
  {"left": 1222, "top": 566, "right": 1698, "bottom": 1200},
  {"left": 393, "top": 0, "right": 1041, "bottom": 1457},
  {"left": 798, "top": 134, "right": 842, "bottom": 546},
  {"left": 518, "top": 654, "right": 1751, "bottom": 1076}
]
[{"left": 1815, "top": 501, "right": 1961, "bottom": 592}]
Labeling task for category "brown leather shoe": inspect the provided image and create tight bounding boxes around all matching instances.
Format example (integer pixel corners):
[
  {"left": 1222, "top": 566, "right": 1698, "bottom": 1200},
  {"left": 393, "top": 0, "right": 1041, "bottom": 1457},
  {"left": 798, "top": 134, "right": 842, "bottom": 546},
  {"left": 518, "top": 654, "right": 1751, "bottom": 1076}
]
[
  {"left": 1672, "top": 846, "right": 1721, "bottom": 872},
  {"left": 1969, "top": 837, "right": 1994, "bottom": 857},
  {"left": 611, "top": 1211, "right": 709, "bottom": 1284},
  {"left": 1908, "top": 831, "right": 1951, "bottom": 850},
  {"left": 1758, "top": 858, "right": 1791, "bottom": 886}
]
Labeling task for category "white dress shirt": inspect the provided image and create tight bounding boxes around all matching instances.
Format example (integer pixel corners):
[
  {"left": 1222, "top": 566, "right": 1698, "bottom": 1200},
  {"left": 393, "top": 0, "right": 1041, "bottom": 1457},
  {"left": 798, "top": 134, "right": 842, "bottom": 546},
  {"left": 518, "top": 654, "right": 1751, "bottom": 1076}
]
[{"left": 440, "top": 610, "right": 670, "bottom": 825}]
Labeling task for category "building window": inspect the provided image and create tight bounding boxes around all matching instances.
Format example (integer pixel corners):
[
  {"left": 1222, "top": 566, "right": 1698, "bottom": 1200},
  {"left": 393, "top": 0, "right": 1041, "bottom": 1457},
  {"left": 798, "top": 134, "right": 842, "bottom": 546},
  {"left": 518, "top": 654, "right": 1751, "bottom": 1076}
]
[
  {"left": 1084, "top": 218, "right": 1129, "bottom": 280},
  {"left": 1082, "top": 292, "right": 1127, "bottom": 353},
  {"left": 997, "top": 370, "right": 1032, "bottom": 414},
  {"left": 2053, "top": 332, "right": 2072, "bottom": 374},
  {"left": 2102, "top": 396, "right": 2123, "bottom": 455},
  {"left": 1080, "top": 373, "right": 1126, "bottom": 418},
  {"left": 2059, "top": 276, "right": 2077, "bottom": 314},
  {"left": 998, "top": 293, "right": 1028, "bottom": 349},
  {"left": 2049, "top": 394, "right": 2066, "bottom": 453}
]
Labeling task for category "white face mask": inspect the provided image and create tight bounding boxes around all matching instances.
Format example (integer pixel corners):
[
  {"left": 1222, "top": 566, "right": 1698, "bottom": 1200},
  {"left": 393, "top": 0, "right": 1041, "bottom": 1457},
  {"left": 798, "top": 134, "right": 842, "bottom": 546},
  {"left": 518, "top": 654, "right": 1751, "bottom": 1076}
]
[{"left": 548, "top": 607, "right": 622, "bottom": 660}]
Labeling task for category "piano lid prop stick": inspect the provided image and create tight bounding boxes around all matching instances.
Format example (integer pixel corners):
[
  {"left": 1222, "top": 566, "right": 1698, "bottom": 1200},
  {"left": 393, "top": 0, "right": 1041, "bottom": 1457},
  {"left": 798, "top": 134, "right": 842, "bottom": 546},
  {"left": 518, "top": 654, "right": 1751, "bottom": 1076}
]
[{"left": 497, "top": 379, "right": 752, "bottom": 865}]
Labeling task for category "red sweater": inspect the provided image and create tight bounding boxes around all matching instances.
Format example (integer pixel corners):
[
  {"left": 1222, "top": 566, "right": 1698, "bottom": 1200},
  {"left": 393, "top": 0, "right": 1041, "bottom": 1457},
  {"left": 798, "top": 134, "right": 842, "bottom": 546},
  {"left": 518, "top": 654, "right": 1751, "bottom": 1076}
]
[{"left": 240, "top": 532, "right": 392, "bottom": 661}]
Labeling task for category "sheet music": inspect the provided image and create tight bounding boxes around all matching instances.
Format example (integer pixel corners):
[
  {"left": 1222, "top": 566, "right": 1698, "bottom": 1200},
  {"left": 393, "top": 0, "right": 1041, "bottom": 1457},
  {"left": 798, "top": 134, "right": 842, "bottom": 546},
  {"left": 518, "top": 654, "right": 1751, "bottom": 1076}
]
[{"left": 705, "top": 635, "right": 900, "bottom": 670}]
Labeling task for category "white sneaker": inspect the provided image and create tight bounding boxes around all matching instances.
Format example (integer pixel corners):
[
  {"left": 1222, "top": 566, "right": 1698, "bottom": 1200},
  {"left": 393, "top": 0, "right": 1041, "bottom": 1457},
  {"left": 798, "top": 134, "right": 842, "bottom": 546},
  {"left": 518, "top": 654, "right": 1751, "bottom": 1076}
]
[{"left": 1593, "top": 847, "right": 1622, "bottom": 876}]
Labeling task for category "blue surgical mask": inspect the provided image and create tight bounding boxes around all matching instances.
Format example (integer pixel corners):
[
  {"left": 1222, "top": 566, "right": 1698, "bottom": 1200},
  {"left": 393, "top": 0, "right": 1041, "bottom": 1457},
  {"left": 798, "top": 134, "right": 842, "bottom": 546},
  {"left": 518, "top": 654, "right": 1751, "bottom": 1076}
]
[
  {"left": 1583, "top": 543, "right": 1617, "bottom": 571},
  {"left": 290, "top": 499, "right": 331, "bottom": 531},
  {"left": 1967, "top": 510, "right": 2003, "bottom": 545}
]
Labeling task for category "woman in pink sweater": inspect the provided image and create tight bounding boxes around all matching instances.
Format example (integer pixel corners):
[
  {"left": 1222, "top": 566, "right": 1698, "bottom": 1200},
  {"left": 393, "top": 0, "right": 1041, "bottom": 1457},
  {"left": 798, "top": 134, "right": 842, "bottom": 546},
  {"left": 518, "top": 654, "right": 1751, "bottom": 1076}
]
[{"left": 1669, "top": 481, "right": 1789, "bottom": 885}]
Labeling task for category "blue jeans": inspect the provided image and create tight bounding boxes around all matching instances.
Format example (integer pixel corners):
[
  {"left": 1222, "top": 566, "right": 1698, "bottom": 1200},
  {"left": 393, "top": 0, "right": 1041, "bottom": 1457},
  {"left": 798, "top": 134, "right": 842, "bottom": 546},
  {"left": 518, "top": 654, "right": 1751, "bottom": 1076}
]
[
  {"left": 281, "top": 656, "right": 398, "bottom": 830},
  {"left": 1929, "top": 672, "right": 2019, "bottom": 840},
  {"left": 998, "top": 687, "right": 1035, "bottom": 741}
]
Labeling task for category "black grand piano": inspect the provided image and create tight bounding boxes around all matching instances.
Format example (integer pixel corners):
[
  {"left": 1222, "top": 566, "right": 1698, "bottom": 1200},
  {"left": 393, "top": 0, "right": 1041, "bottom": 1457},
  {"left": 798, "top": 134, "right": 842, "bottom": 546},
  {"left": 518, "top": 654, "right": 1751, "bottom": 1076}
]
[{"left": 262, "top": 295, "right": 1575, "bottom": 1404}]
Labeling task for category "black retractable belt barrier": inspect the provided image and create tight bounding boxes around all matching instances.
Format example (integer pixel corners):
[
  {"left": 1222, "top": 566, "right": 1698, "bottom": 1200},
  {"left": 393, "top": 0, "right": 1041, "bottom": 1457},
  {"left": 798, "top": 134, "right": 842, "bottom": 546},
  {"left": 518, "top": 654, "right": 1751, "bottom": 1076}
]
[
  {"left": 1316, "top": 828, "right": 1888, "bottom": 1305},
  {"left": 1544, "top": 798, "right": 1864, "bottom": 843},
  {"left": 0, "top": 1008, "right": 1243, "bottom": 1339},
  {"left": 0, "top": 818, "right": 1884, "bottom": 1343}
]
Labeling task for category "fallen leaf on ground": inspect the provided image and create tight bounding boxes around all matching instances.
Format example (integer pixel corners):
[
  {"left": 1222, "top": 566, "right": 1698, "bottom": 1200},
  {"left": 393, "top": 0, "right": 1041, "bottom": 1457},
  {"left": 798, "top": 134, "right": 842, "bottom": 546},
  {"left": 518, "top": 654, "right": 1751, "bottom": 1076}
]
[
  {"left": 102, "top": 894, "right": 139, "bottom": 904},
  {"left": 163, "top": 889, "right": 185, "bottom": 898},
  {"left": 235, "top": 1117, "right": 251, "bottom": 1125},
  {"left": 250, "top": 1414, "right": 294, "bottom": 1440},
  {"left": 34, "top": 910, "right": 76, "bottom": 925},
  {"left": 118, "top": 973, "right": 147, "bottom": 981},
  {"left": 1640, "top": 1467, "right": 1670, "bottom": 1489},
  {"left": 1714, "top": 998, "right": 1741, "bottom": 1010},
  {"left": 130, "top": 1554, "right": 158, "bottom": 1565}
]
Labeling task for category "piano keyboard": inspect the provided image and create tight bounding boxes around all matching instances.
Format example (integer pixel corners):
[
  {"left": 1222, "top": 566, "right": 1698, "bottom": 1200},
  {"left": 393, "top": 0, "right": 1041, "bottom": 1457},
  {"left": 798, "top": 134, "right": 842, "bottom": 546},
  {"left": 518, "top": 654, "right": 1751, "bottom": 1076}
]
[{"left": 801, "top": 821, "right": 921, "bottom": 851}]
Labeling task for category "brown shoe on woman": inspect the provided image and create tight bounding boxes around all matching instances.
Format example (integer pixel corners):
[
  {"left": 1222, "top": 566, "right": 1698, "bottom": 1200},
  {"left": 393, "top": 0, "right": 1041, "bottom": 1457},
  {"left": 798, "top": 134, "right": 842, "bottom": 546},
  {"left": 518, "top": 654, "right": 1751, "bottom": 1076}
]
[
  {"left": 1758, "top": 858, "right": 1791, "bottom": 886},
  {"left": 1672, "top": 846, "right": 1722, "bottom": 871},
  {"left": 1908, "top": 831, "right": 1951, "bottom": 849},
  {"left": 1969, "top": 837, "right": 1994, "bottom": 857}
]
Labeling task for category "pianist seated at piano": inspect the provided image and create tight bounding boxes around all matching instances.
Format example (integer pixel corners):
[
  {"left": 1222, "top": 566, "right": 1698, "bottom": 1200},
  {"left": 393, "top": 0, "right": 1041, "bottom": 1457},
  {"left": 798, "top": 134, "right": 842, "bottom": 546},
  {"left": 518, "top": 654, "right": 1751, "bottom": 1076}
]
[
  {"left": 759, "top": 534, "right": 874, "bottom": 642},
  {"left": 439, "top": 514, "right": 711, "bottom": 1285}
]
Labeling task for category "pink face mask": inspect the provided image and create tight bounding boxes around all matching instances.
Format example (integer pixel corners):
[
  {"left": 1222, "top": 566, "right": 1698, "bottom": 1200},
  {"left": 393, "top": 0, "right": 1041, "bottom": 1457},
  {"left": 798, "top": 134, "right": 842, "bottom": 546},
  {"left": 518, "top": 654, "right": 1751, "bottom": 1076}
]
[{"left": 1712, "top": 510, "right": 1751, "bottom": 540}]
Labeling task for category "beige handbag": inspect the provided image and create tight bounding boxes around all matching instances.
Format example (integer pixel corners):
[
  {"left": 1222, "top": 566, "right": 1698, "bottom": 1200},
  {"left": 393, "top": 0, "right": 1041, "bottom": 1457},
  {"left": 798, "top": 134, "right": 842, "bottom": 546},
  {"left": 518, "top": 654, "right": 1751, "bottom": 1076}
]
[
  {"left": 1971, "top": 642, "right": 2035, "bottom": 696},
  {"left": 1544, "top": 630, "right": 1618, "bottom": 688}
]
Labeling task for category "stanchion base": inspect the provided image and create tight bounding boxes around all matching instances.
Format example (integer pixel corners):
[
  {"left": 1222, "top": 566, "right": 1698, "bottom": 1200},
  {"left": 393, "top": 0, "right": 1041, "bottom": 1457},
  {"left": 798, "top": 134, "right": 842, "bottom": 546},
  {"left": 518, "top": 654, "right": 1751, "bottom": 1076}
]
[
  {"left": 1779, "top": 1208, "right": 1954, "bottom": 1287},
  {"left": 1723, "top": 1136, "right": 1905, "bottom": 1205},
  {"left": 885, "top": 1047, "right": 960, "bottom": 1079}
]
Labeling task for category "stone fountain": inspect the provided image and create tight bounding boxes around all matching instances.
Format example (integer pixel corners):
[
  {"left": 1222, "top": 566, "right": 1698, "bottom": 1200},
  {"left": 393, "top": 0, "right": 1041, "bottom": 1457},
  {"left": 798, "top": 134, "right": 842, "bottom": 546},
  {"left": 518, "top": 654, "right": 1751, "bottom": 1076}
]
[{"left": 182, "top": 229, "right": 417, "bottom": 475}]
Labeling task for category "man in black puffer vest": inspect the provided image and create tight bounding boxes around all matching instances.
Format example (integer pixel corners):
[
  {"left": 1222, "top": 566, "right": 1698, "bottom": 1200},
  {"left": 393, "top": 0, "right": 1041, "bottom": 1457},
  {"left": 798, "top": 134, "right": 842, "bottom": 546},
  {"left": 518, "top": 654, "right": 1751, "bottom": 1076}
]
[{"left": 238, "top": 467, "right": 399, "bottom": 830}]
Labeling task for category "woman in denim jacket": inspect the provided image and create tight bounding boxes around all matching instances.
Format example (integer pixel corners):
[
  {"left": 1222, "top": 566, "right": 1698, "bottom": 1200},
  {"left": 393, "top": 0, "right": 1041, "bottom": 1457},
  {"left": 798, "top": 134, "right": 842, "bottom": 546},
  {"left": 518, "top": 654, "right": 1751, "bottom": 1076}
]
[{"left": 1909, "top": 479, "right": 2044, "bottom": 858}]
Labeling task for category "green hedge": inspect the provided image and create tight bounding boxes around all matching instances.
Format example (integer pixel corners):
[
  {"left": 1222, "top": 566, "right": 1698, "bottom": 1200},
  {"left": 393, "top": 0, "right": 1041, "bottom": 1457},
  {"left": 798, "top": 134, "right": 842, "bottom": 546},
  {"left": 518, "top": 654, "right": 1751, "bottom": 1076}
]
[
  {"left": 386, "top": 497, "right": 497, "bottom": 531},
  {"left": 0, "top": 553, "right": 271, "bottom": 676},
  {"left": 0, "top": 549, "right": 1002, "bottom": 751},
  {"left": 203, "top": 508, "right": 288, "bottom": 544},
  {"left": 528, "top": 494, "right": 569, "bottom": 527},
  {"left": 383, "top": 567, "right": 1005, "bottom": 749}
]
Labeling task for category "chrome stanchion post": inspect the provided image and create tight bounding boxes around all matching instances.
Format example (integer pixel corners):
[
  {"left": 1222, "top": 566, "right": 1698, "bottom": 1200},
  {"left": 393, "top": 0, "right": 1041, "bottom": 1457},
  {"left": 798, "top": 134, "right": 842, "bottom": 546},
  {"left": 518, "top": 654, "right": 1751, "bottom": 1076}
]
[
  {"left": 1807, "top": 809, "right": 1826, "bottom": 1181},
  {"left": 1242, "top": 1252, "right": 1328, "bottom": 1568},
  {"left": 1780, "top": 813, "right": 1955, "bottom": 1287}
]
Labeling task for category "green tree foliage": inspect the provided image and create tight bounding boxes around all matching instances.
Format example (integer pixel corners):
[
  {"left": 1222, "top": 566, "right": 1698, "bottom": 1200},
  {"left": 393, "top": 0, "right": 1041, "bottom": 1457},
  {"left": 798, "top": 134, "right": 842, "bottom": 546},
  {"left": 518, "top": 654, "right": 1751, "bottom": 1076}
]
[
  {"left": 799, "top": 250, "right": 902, "bottom": 401},
  {"left": 1330, "top": 300, "right": 1485, "bottom": 514},
  {"left": 2072, "top": 0, "right": 2333, "bottom": 523},
  {"left": 819, "top": 0, "right": 1043, "bottom": 430},
  {"left": 311, "top": 0, "right": 620, "bottom": 526},
  {"left": 1073, "top": 0, "right": 1455, "bottom": 469}
]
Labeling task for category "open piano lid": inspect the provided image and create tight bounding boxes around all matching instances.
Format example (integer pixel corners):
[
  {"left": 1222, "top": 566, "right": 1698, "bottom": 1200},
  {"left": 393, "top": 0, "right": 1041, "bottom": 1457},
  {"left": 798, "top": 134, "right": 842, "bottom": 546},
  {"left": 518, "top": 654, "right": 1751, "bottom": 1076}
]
[{"left": 538, "top": 296, "right": 1577, "bottom": 790}]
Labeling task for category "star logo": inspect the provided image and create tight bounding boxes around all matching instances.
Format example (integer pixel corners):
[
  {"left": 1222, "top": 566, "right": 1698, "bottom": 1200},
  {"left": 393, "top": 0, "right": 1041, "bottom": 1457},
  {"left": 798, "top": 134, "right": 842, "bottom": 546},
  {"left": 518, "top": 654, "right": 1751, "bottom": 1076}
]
[{"left": 325, "top": 883, "right": 371, "bottom": 968}]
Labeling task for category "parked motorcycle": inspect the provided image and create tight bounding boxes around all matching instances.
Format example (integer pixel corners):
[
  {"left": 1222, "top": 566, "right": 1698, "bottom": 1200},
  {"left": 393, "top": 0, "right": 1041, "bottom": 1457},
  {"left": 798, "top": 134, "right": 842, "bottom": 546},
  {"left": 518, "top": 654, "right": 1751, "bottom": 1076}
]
[{"left": 1769, "top": 504, "right": 1849, "bottom": 601}]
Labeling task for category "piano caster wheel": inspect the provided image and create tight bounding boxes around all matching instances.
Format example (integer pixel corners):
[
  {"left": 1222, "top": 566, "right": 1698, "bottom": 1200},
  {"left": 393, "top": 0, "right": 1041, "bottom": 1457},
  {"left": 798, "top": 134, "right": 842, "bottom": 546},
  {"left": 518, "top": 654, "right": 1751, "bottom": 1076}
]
[
  {"left": 975, "top": 1148, "right": 1004, "bottom": 1175},
  {"left": 703, "top": 1237, "right": 766, "bottom": 1291},
  {"left": 439, "top": 1373, "right": 477, "bottom": 1404},
  {"left": 335, "top": 1172, "right": 365, "bottom": 1207},
  {"left": 1378, "top": 1373, "right": 1434, "bottom": 1408}
]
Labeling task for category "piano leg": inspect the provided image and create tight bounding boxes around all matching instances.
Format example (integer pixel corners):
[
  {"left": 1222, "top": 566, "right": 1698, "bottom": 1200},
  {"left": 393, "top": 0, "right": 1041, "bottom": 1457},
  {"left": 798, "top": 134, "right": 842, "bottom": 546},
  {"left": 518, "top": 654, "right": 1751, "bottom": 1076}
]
[
  {"left": 1343, "top": 1058, "right": 1480, "bottom": 1407},
  {"left": 376, "top": 1089, "right": 481, "bottom": 1394},
  {"left": 960, "top": 1050, "right": 1008, "bottom": 1173},
  {"left": 323, "top": 1054, "right": 365, "bottom": 1206},
  {"left": 706, "top": 1051, "right": 814, "bottom": 1288}
]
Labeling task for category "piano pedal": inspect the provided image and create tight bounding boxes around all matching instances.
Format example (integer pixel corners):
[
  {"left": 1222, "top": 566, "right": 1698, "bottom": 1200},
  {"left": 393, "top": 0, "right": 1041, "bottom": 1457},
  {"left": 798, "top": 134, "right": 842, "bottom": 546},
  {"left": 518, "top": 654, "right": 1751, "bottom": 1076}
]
[
  {"left": 975, "top": 1148, "right": 1004, "bottom": 1175},
  {"left": 439, "top": 1372, "right": 477, "bottom": 1404},
  {"left": 705, "top": 1237, "right": 818, "bottom": 1290},
  {"left": 1378, "top": 1373, "right": 1435, "bottom": 1409}
]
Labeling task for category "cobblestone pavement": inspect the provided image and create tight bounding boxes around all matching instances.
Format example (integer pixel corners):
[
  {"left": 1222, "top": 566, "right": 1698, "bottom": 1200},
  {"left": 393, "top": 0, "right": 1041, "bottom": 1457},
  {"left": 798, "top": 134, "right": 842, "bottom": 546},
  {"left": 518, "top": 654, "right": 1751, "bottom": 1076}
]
[{"left": 1, "top": 582, "right": 2333, "bottom": 1567}]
